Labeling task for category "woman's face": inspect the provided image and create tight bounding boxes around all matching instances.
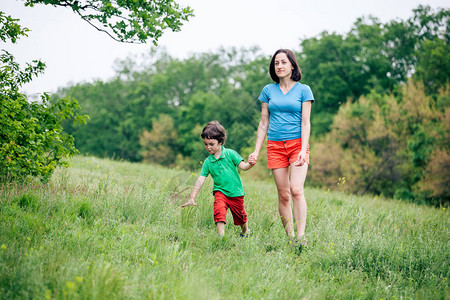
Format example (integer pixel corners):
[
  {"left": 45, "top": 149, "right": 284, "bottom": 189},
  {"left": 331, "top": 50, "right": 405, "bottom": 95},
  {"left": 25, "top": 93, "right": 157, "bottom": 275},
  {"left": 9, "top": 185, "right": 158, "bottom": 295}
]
[{"left": 274, "top": 52, "right": 293, "bottom": 80}]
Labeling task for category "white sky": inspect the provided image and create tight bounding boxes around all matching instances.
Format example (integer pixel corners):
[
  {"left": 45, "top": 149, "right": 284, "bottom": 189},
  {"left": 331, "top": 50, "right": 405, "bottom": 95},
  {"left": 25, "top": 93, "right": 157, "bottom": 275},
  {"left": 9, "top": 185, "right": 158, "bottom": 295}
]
[{"left": 1, "top": 0, "right": 448, "bottom": 96}]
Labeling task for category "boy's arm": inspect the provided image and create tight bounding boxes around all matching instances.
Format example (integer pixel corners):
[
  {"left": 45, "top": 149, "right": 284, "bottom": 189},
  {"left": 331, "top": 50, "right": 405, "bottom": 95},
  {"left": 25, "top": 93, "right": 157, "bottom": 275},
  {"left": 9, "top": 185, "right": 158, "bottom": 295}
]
[
  {"left": 181, "top": 176, "right": 207, "bottom": 207},
  {"left": 238, "top": 160, "right": 254, "bottom": 171}
]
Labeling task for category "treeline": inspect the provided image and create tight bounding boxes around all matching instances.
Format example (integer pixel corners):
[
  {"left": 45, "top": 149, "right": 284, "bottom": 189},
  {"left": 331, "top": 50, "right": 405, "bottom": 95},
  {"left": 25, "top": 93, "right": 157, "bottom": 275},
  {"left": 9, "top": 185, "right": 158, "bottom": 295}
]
[
  {"left": 60, "top": 48, "right": 264, "bottom": 168},
  {"left": 59, "top": 5, "right": 449, "bottom": 205}
]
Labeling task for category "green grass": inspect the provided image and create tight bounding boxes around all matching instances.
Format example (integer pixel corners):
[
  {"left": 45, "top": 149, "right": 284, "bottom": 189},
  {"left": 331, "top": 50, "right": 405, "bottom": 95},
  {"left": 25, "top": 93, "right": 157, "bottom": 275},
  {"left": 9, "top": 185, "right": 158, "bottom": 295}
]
[{"left": 0, "top": 156, "right": 448, "bottom": 299}]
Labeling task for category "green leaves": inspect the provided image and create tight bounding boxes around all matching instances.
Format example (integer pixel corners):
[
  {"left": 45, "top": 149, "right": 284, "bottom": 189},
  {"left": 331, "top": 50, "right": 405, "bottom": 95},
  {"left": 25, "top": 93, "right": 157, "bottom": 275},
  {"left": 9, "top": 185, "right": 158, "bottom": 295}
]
[
  {"left": 59, "top": 48, "right": 263, "bottom": 166},
  {"left": 23, "top": 0, "right": 194, "bottom": 44},
  {"left": 0, "top": 12, "right": 29, "bottom": 43},
  {"left": 0, "top": 90, "right": 87, "bottom": 182},
  {"left": 309, "top": 81, "right": 449, "bottom": 205},
  {"left": 0, "top": 0, "right": 196, "bottom": 182},
  {"left": 0, "top": 13, "right": 88, "bottom": 182},
  {"left": 300, "top": 5, "right": 449, "bottom": 136},
  {"left": 415, "top": 38, "right": 450, "bottom": 94}
]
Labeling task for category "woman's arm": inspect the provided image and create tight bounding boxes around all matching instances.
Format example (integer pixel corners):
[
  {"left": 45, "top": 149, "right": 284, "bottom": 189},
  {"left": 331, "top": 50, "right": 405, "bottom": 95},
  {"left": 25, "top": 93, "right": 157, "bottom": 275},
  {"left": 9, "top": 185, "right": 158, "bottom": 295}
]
[
  {"left": 301, "top": 101, "right": 312, "bottom": 150},
  {"left": 249, "top": 102, "right": 269, "bottom": 163},
  {"left": 294, "top": 101, "right": 312, "bottom": 166}
]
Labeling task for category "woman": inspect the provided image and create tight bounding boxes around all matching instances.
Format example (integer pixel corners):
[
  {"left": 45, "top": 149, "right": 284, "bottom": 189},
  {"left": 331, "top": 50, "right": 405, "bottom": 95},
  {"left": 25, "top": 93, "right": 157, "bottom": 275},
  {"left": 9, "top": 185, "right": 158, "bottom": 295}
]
[{"left": 249, "top": 49, "right": 314, "bottom": 247}]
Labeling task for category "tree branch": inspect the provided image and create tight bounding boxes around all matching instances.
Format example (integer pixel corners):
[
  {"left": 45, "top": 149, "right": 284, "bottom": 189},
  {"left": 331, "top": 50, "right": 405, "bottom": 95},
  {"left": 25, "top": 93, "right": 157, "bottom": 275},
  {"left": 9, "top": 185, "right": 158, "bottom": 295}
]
[{"left": 75, "top": 11, "right": 138, "bottom": 44}]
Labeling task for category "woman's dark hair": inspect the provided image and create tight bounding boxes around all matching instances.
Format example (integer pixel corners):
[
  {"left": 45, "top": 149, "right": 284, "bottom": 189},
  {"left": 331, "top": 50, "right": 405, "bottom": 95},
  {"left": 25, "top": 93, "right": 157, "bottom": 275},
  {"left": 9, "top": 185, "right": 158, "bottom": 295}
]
[
  {"left": 201, "top": 121, "right": 227, "bottom": 144},
  {"left": 269, "top": 49, "right": 302, "bottom": 83}
]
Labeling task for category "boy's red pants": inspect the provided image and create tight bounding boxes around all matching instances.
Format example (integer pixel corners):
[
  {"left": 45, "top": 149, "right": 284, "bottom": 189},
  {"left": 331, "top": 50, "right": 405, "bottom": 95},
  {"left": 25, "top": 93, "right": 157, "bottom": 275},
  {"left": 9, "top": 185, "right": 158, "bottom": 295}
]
[{"left": 213, "top": 191, "right": 247, "bottom": 225}]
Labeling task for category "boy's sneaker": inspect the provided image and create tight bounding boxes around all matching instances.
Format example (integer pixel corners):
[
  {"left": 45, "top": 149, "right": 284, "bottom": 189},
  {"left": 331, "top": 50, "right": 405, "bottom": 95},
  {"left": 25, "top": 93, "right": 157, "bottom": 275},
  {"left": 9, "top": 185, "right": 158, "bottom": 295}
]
[{"left": 240, "top": 229, "right": 251, "bottom": 238}]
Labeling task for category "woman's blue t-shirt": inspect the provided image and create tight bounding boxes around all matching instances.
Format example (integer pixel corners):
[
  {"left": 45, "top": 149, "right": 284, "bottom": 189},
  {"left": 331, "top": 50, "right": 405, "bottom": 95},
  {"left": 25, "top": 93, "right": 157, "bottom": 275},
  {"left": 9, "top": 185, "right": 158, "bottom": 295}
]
[{"left": 258, "top": 82, "right": 314, "bottom": 141}]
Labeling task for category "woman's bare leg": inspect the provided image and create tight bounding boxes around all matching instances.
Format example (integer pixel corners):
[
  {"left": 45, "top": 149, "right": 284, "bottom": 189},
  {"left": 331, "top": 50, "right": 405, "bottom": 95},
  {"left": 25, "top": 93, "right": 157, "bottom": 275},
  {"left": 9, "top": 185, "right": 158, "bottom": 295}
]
[
  {"left": 272, "top": 167, "right": 295, "bottom": 238},
  {"left": 290, "top": 163, "right": 308, "bottom": 239}
]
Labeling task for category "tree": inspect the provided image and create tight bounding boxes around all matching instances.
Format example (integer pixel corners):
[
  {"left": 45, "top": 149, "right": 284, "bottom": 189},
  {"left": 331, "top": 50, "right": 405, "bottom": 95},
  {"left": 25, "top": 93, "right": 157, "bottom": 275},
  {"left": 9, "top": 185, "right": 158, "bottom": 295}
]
[
  {"left": 309, "top": 81, "right": 449, "bottom": 205},
  {"left": 298, "top": 5, "right": 449, "bottom": 136},
  {"left": 139, "top": 114, "right": 178, "bottom": 166},
  {"left": 0, "top": 13, "right": 87, "bottom": 182},
  {"left": 414, "top": 38, "right": 450, "bottom": 94},
  {"left": 23, "top": 0, "right": 194, "bottom": 44},
  {"left": 299, "top": 31, "right": 368, "bottom": 136},
  {"left": 59, "top": 48, "right": 264, "bottom": 169},
  {"left": 1, "top": 0, "right": 194, "bottom": 181}
]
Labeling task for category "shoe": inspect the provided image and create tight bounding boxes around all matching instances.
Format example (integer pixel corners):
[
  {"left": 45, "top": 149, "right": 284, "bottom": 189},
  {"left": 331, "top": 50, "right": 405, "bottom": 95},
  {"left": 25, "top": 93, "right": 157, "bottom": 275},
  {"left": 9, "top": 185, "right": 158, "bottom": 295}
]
[
  {"left": 291, "top": 236, "right": 308, "bottom": 254},
  {"left": 240, "top": 229, "right": 251, "bottom": 238}
]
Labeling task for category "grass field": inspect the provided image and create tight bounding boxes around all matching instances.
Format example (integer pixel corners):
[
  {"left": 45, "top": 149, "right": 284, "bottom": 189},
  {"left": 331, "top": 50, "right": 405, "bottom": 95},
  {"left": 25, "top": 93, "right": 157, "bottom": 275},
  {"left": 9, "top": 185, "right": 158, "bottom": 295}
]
[{"left": 0, "top": 156, "right": 448, "bottom": 299}]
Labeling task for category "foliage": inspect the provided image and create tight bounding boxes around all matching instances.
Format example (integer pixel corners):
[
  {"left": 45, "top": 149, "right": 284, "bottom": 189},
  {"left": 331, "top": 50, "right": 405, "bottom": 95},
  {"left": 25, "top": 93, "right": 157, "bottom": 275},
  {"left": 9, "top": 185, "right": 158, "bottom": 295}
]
[
  {"left": 23, "top": 0, "right": 194, "bottom": 44},
  {"left": 2, "top": 0, "right": 194, "bottom": 180},
  {"left": 415, "top": 38, "right": 450, "bottom": 94},
  {"left": 60, "top": 48, "right": 264, "bottom": 165},
  {"left": 61, "top": 78, "right": 144, "bottom": 161},
  {"left": 0, "top": 13, "right": 87, "bottom": 182},
  {"left": 310, "top": 81, "right": 449, "bottom": 205},
  {"left": 139, "top": 114, "right": 179, "bottom": 167},
  {"left": 0, "top": 156, "right": 448, "bottom": 298},
  {"left": 0, "top": 12, "right": 29, "bottom": 43},
  {"left": 300, "top": 5, "right": 449, "bottom": 135}
]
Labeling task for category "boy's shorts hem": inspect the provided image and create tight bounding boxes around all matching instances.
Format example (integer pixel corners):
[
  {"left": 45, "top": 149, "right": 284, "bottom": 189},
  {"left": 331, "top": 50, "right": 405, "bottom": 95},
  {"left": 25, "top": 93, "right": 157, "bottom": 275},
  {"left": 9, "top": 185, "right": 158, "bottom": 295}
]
[
  {"left": 267, "top": 138, "right": 309, "bottom": 169},
  {"left": 213, "top": 191, "right": 247, "bottom": 226}
]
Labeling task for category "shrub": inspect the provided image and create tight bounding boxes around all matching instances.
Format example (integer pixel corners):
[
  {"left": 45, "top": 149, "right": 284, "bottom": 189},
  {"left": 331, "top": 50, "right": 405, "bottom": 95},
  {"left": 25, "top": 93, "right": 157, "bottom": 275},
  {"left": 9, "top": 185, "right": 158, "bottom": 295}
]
[{"left": 0, "top": 12, "right": 88, "bottom": 182}]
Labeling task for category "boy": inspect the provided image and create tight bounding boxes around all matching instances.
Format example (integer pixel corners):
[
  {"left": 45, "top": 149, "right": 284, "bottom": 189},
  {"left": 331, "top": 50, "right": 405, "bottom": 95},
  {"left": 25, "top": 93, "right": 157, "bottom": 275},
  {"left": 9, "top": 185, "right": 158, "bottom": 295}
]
[{"left": 181, "top": 121, "right": 254, "bottom": 237}]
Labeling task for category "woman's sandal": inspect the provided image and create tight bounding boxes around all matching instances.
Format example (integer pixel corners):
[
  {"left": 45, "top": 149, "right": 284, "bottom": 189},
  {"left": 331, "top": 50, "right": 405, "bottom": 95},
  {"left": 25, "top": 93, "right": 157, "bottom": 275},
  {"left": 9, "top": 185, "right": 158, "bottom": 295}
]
[{"left": 290, "top": 236, "right": 308, "bottom": 254}]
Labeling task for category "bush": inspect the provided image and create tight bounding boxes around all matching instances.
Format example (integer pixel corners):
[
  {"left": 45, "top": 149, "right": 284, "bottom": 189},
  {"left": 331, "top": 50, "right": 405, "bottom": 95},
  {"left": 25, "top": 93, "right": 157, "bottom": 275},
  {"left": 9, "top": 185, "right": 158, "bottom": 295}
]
[
  {"left": 309, "top": 81, "right": 449, "bottom": 205},
  {"left": 0, "top": 12, "right": 87, "bottom": 182}
]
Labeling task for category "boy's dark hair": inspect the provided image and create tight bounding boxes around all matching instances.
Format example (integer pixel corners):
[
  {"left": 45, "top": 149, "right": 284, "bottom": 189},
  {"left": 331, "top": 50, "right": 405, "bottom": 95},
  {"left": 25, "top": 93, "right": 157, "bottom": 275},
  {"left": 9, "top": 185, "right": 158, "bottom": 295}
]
[
  {"left": 201, "top": 121, "right": 227, "bottom": 144},
  {"left": 269, "top": 49, "right": 302, "bottom": 83}
]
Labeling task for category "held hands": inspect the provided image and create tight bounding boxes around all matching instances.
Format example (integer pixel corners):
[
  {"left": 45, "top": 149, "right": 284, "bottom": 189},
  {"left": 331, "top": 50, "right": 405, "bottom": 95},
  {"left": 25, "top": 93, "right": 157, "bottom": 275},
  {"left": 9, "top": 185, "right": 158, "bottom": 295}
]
[
  {"left": 181, "top": 198, "right": 197, "bottom": 208},
  {"left": 248, "top": 152, "right": 258, "bottom": 166}
]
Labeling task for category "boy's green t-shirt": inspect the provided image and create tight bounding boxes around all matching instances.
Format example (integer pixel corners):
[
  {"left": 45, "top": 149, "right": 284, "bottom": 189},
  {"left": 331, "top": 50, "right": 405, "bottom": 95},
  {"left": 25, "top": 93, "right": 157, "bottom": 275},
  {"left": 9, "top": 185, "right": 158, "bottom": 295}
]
[{"left": 200, "top": 146, "right": 245, "bottom": 197}]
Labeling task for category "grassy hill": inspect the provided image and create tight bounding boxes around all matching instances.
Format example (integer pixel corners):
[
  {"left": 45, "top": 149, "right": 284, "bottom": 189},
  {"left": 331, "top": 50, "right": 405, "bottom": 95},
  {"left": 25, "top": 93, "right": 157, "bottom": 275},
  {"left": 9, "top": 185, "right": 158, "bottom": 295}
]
[{"left": 0, "top": 156, "right": 448, "bottom": 299}]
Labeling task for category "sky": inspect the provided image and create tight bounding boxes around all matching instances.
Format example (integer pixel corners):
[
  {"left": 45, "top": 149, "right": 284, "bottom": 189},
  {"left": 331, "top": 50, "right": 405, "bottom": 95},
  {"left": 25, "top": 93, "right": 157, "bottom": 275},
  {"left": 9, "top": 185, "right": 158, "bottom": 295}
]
[{"left": 1, "top": 0, "right": 448, "bottom": 96}]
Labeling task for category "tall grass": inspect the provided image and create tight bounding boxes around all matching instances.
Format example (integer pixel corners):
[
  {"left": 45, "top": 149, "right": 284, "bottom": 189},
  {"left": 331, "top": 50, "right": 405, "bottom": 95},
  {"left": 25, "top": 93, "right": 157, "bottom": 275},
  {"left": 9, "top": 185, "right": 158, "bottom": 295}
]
[{"left": 0, "top": 156, "right": 448, "bottom": 299}]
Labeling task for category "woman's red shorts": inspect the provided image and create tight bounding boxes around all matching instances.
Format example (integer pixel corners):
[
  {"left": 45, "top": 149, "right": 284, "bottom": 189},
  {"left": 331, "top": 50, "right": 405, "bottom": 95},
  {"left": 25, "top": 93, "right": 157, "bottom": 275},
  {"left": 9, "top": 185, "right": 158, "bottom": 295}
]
[{"left": 266, "top": 138, "right": 309, "bottom": 169}]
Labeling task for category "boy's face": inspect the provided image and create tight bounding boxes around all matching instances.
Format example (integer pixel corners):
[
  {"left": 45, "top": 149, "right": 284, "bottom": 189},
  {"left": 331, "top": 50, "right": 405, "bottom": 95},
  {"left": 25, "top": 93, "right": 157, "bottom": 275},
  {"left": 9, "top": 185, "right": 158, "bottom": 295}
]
[{"left": 203, "top": 138, "right": 222, "bottom": 155}]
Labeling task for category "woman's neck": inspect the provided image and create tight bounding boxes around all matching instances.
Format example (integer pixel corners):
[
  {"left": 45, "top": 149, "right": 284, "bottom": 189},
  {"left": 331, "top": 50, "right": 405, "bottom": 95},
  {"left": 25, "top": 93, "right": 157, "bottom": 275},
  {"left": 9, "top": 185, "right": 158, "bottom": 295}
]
[{"left": 278, "top": 78, "right": 296, "bottom": 89}]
